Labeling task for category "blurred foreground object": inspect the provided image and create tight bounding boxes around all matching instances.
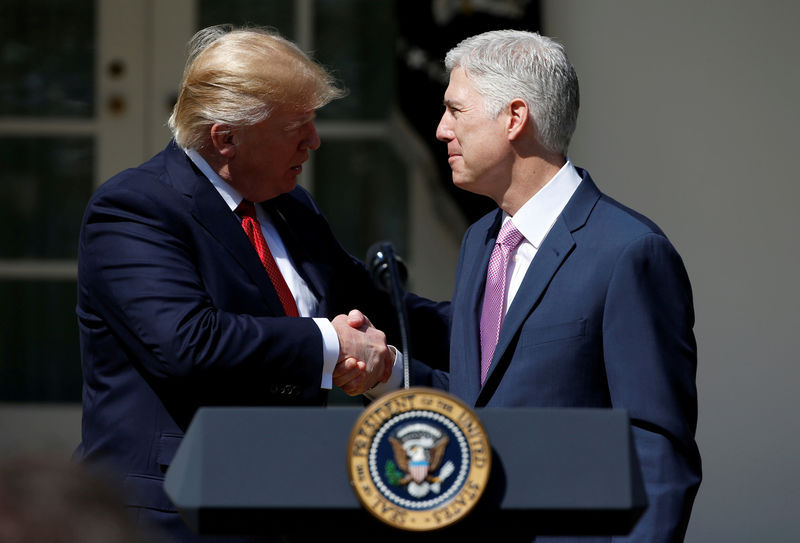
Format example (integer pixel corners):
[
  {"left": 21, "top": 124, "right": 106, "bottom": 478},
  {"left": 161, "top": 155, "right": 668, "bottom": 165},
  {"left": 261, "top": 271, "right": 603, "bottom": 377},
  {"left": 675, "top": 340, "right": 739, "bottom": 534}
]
[{"left": 0, "top": 456, "right": 157, "bottom": 543}]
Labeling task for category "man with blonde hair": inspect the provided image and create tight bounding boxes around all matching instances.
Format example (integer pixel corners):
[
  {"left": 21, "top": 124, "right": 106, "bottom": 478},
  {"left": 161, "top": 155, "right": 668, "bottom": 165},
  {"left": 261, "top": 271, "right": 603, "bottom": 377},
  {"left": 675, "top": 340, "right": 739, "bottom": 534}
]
[{"left": 75, "top": 25, "right": 396, "bottom": 541}]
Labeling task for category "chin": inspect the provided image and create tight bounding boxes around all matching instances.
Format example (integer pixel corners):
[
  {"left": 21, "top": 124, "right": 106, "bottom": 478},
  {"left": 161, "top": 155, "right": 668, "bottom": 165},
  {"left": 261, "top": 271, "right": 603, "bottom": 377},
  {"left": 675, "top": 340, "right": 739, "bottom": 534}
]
[
  {"left": 452, "top": 176, "right": 471, "bottom": 190},
  {"left": 284, "top": 177, "right": 299, "bottom": 192}
]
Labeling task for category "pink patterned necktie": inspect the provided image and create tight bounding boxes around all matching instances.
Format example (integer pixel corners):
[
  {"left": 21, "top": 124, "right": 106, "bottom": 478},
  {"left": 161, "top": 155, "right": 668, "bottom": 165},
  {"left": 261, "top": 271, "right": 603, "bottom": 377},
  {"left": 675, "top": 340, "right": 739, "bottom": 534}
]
[
  {"left": 236, "top": 200, "right": 299, "bottom": 317},
  {"left": 479, "top": 220, "right": 524, "bottom": 385}
]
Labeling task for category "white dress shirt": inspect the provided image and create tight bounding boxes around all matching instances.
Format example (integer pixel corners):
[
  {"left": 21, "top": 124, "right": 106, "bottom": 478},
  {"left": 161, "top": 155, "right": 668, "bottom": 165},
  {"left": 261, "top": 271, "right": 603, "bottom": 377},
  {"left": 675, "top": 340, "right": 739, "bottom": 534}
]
[
  {"left": 501, "top": 159, "right": 582, "bottom": 314},
  {"left": 370, "top": 159, "right": 582, "bottom": 399},
  {"left": 186, "top": 149, "right": 339, "bottom": 389}
]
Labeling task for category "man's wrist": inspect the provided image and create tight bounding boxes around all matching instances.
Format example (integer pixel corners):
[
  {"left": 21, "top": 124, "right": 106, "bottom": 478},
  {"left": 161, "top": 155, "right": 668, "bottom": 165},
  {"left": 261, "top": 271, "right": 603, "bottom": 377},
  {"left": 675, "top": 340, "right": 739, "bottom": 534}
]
[{"left": 365, "top": 346, "right": 403, "bottom": 399}]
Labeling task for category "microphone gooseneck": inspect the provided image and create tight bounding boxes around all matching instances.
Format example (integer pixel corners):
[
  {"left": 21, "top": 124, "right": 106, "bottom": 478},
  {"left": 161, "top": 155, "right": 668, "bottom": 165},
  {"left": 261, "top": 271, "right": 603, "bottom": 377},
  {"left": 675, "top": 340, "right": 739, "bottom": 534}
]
[{"left": 366, "top": 241, "right": 411, "bottom": 389}]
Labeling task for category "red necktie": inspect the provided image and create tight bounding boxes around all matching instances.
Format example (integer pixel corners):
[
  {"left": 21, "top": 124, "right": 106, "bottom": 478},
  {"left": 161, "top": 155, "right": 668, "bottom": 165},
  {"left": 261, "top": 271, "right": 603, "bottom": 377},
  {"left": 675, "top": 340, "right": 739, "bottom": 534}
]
[{"left": 236, "top": 200, "right": 299, "bottom": 317}]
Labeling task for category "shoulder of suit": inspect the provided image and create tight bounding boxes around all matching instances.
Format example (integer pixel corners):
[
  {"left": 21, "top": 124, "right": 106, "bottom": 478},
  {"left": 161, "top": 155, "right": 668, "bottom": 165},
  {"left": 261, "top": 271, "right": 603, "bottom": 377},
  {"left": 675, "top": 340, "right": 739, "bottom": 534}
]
[
  {"left": 591, "top": 193, "right": 667, "bottom": 239},
  {"left": 88, "top": 154, "right": 189, "bottom": 219}
]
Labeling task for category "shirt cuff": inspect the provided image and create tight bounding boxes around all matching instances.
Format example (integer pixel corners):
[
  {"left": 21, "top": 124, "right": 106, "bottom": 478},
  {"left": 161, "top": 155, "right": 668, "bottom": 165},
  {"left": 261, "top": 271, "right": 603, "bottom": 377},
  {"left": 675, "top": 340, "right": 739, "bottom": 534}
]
[
  {"left": 364, "top": 346, "right": 404, "bottom": 400},
  {"left": 314, "top": 318, "right": 339, "bottom": 390}
]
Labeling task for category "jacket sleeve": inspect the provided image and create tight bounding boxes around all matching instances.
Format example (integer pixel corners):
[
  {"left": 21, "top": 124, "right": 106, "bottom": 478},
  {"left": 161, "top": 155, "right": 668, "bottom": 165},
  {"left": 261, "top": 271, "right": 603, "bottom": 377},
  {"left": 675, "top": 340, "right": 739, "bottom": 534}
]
[
  {"left": 78, "top": 182, "right": 325, "bottom": 404},
  {"left": 603, "top": 232, "right": 702, "bottom": 542}
]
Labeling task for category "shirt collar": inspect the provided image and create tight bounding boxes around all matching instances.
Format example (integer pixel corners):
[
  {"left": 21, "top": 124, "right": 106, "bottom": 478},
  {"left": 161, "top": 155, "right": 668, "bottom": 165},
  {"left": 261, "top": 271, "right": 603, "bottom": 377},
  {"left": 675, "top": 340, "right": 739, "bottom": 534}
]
[
  {"left": 504, "top": 158, "right": 582, "bottom": 249},
  {"left": 185, "top": 148, "right": 243, "bottom": 212}
]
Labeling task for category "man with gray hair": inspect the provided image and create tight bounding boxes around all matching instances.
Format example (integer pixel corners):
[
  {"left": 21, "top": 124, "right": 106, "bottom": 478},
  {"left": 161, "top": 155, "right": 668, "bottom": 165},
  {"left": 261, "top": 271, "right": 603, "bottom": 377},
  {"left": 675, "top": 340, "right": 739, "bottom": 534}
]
[
  {"left": 75, "top": 25, "right": 397, "bottom": 541},
  {"left": 368, "top": 29, "right": 702, "bottom": 541},
  {"left": 441, "top": 29, "right": 700, "bottom": 542}
]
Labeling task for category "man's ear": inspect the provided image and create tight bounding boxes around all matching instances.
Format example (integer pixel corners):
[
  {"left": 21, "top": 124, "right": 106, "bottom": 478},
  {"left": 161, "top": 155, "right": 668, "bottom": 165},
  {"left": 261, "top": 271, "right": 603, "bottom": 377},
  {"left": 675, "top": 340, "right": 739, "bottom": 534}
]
[
  {"left": 209, "top": 124, "right": 237, "bottom": 158},
  {"left": 507, "top": 99, "right": 530, "bottom": 141}
]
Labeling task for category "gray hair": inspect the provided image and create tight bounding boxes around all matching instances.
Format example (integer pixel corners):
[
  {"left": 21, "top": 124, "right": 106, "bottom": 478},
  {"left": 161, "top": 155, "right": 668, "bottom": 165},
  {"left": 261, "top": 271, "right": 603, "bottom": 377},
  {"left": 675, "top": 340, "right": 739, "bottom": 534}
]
[
  {"left": 168, "top": 24, "right": 346, "bottom": 150},
  {"left": 444, "top": 30, "right": 579, "bottom": 155}
]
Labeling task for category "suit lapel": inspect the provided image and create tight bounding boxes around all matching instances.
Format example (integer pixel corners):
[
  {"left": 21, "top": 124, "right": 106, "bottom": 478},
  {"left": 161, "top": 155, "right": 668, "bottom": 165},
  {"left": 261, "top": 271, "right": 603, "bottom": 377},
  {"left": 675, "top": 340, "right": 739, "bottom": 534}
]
[
  {"left": 172, "top": 153, "right": 287, "bottom": 315},
  {"left": 478, "top": 218, "right": 575, "bottom": 398},
  {"left": 264, "top": 196, "right": 330, "bottom": 314},
  {"left": 454, "top": 211, "right": 502, "bottom": 406},
  {"left": 477, "top": 170, "right": 601, "bottom": 403}
]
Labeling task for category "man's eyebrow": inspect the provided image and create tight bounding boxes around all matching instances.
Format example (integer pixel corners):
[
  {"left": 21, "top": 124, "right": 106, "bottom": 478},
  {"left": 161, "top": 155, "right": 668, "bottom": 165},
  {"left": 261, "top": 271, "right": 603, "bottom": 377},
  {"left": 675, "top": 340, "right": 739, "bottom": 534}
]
[
  {"left": 443, "top": 99, "right": 460, "bottom": 108},
  {"left": 284, "top": 112, "right": 316, "bottom": 130}
]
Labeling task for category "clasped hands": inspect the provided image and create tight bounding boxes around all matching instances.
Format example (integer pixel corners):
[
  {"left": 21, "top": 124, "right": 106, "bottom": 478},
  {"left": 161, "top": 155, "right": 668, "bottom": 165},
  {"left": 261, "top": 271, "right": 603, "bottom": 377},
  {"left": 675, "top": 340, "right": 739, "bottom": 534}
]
[{"left": 331, "top": 309, "right": 395, "bottom": 396}]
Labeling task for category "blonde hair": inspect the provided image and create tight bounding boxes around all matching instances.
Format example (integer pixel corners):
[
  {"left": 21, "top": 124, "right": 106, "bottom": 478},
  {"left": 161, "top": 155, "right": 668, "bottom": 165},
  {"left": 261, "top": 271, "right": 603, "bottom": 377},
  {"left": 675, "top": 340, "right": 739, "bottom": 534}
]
[{"left": 168, "top": 25, "right": 346, "bottom": 150}]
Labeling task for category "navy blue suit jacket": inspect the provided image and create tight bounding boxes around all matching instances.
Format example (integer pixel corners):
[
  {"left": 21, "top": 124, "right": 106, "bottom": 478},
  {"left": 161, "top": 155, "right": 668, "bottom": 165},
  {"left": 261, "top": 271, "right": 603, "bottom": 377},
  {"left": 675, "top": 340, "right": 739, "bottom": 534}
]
[
  {"left": 415, "top": 169, "right": 701, "bottom": 542},
  {"left": 75, "top": 141, "right": 397, "bottom": 541}
]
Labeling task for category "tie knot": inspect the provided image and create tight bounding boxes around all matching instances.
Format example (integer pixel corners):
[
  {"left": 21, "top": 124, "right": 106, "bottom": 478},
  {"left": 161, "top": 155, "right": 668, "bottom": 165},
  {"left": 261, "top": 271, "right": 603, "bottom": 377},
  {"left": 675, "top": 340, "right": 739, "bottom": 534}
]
[
  {"left": 496, "top": 220, "right": 523, "bottom": 248},
  {"left": 236, "top": 200, "right": 257, "bottom": 220}
]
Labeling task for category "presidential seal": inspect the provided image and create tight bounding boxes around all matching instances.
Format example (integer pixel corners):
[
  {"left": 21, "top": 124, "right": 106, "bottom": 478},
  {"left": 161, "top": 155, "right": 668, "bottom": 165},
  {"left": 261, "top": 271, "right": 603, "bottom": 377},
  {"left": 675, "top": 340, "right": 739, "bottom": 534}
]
[{"left": 347, "top": 388, "right": 491, "bottom": 531}]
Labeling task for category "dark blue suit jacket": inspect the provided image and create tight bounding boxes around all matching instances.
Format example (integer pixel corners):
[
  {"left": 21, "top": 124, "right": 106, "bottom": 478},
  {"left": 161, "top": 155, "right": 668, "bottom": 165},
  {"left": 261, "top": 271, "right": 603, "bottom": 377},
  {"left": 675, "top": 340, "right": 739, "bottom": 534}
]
[
  {"left": 416, "top": 169, "right": 701, "bottom": 542},
  {"left": 74, "top": 141, "right": 397, "bottom": 541}
]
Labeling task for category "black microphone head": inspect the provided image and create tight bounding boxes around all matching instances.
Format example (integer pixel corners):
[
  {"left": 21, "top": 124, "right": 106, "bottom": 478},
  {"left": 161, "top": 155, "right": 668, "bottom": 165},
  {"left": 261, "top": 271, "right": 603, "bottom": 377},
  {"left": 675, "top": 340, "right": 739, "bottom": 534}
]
[
  {"left": 366, "top": 242, "right": 391, "bottom": 292},
  {"left": 366, "top": 241, "right": 407, "bottom": 293}
]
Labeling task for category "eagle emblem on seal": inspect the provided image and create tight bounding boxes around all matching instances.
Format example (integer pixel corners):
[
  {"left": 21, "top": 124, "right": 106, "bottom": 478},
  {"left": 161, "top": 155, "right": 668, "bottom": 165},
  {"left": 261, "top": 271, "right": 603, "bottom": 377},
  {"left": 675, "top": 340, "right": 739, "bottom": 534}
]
[{"left": 387, "top": 422, "right": 455, "bottom": 498}]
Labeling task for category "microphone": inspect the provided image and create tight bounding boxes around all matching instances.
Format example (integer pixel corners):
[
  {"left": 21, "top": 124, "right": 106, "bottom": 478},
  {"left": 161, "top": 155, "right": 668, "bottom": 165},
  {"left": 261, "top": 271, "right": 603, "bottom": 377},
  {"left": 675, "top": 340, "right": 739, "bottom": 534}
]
[
  {"left": 366, "top": 242, "right": 408, "bottom": 293},
  {"left": 366, "top": 241, "right": 411, "bottom": 389}
]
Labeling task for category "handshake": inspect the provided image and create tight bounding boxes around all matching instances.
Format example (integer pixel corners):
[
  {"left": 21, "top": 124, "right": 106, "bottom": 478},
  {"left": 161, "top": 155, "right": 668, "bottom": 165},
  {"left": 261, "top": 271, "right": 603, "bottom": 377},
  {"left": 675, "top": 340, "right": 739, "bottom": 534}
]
[{"left": 331, "top": 309, "right": 395, "bottom": 396}]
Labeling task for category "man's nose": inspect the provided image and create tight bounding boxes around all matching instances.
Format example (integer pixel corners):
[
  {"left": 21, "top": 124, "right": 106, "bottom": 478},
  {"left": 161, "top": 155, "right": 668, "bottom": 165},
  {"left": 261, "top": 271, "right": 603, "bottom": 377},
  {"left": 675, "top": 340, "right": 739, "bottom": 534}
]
[
  {"left": 435, "top": 113, "right": 452, "bottom": 142},
  {"left": 302, "top": 122, "right": 321, "bottom": 150}
]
